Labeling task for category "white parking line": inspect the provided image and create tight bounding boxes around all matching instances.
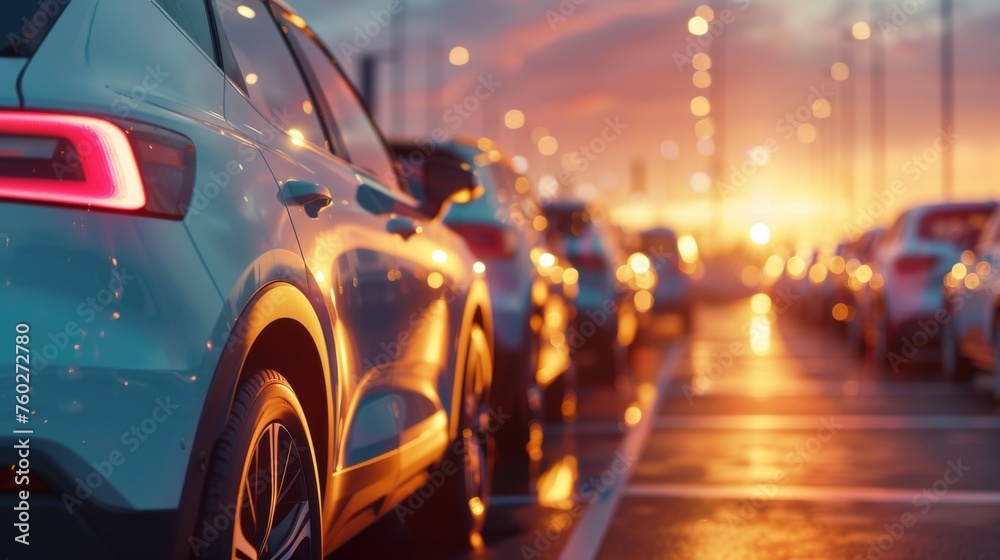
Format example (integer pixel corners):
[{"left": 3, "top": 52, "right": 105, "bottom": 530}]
[
  {"left": 624, "top": 483, "right": 1000, "bottom": 504},
  {"left": 654, "top": 415, "right": 1000, "bottom": 431},
  {"left": 557, "top": 341, "right": 684, "bottom": 560}
]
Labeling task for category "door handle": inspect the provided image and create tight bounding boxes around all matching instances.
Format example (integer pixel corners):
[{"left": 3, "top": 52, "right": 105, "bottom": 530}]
[
  {"left": 387, "top": 216, "right": 420, "bottom": 240},
  {"left": 281, "top": 180, "right": 332, "bottom": 219}
]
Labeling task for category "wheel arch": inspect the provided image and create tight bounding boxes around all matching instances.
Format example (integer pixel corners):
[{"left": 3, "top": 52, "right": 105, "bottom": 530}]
[
  {"left": 449, "top": 278, "right": 494, "bottom": 441},
  {"left": 174, "top": 282, "right": 335, "bottom": 555}
]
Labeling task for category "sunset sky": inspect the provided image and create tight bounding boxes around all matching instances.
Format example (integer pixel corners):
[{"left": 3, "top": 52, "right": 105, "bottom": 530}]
[{"left": 293, "top": 0, "right": 1000, "bottom": 250}]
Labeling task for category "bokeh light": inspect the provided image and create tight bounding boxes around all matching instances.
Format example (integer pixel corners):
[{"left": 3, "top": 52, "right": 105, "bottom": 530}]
[
  {"left": 797, "top": 123, "right": 817, "bottom": 144},
  {"left": 449, "top": 46, "right": 470, "bottom": 65},
  {"left": 693, "top": 53, "right": 712, "bottom": 71},
  {"left": 690, "top": 96, "right": 711, "bottom": 117},
  {"left": 504, "top": 109, "right": 525, "bottom": 129},
  {"left": 831, "top": 62, "right": 850, "bottom": 81},
  {"left": 693, "top": 70, "right": 712, "bottom": 89},
  {"left": 538, "top": 136, "right": 559, "bottom": 156},
  {"left": 690, "top": 172, "right": 711, "bottom": 192},
  {"left": 660, "top": 140, "right": 680, "bottom": 160},
  {"left": 852, "top": 21, "right": 871, "bottom": 40},
  {"left": 811, "top": 98, "right": 832, "bottom": 119},
  {"left": 749, "top": 223, "right": 771, "bottom": 245},
  {"left": 688, "top": 16, "right": 709, "bottom": 35}
]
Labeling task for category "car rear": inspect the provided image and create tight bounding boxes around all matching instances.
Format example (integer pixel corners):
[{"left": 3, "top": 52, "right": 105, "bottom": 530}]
[
  {"left": 1, "top": 1, "right": 235, "bottom": 557},
  {"left": 881, "top": 203, "right": 996, "bottom": 349}
]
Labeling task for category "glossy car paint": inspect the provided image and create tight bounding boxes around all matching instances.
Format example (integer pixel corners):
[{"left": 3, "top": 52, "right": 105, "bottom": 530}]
[
  {"left": 0, "top": 0, "right": 491, "bottom": 556},
  {"left": 942, "top": 209, "right": 1000, "bottom": 395},
  {"left": 869, "top": 203, "right": 996, "bottom": 331}
]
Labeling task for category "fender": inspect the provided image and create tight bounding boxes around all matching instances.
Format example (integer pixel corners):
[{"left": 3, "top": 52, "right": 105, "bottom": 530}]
[
  {"left": 170, "top": 281, "right": 334, "bottom": 558},
  {"left": 448, "top": 277, "right": 494, "bottom": 441}
]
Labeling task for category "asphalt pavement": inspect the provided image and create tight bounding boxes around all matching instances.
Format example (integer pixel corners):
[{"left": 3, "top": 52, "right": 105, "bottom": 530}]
[{"left": 337, "top": 297, "right": 1000, "bottom": 560}]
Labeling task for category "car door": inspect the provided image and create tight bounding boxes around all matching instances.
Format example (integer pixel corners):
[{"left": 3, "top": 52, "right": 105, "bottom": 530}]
[
  {"left": 214, "top": 0, "right": 409, "bottom": 538},
  {"left": 276, "top": 7, "right": 460, "bottom": 503}
]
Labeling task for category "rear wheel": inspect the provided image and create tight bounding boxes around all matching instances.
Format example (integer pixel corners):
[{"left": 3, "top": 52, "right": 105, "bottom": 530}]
[
  {"left": 194, "top": 369, "right": 322, "bottom": 560},
  {"left": 942, "top": 315, "right": 975, "bottom": 382},
  {"left": 993, "top": 327, "right": 1000, "bottom": 399}
]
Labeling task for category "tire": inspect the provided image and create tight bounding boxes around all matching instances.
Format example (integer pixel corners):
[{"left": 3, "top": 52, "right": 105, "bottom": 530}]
[
  {"left": 993, "top": 328, "right": 1000, "bottom": 399},
  {"left": 542, "top": 364, "right": 576, "bottom": 424},
  {"left": 408, "top": 323, "right": 494, "bottom": 549},
  {"left": 869, "top": 305, "right": 889, "bottom": 372},
  {"left": 492, "top": 328, "right": 539, "bottom": 494},
  {"left": 942, "top": 315, "right": 975, "bottom": 382},
  {"left": 194, "top": 369, "right": 322, "bottom": 560}
]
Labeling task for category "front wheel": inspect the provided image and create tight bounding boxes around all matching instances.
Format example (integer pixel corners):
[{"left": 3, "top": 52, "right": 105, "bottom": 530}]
[
  {"left": 194, "top": 369, "right": 322, "bottom": 560},
  {"left": 407, "top": 323, "right": 494, "bottom": 549}
]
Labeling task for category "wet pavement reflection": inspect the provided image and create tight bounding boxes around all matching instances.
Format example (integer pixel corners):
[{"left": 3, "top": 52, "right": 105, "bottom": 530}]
[{"left": 335, "top": 298, "right": 1000, "bottom": 559}]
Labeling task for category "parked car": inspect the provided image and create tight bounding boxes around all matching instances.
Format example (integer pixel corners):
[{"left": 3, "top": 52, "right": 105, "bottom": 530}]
[
  {"left": 391, "top": 139, "right": 575, "bottom": 492},
  {"left": 863, "top": 202, "right": 996, "bottom": 371},
  {"left": 842, "top": 227, "right": 887, "bottom": 352},
  {"left": 0, "top": 1, "right": 495, "bottom": 557},
  {"left": 625, "top": 227, "right": 694, "bottom": 331},
  {"left": 940, "top": 207, "right": 1000, "bottom": 394},
  {"left": 542, "top": 200, "right": 634, "bottom": 384}
]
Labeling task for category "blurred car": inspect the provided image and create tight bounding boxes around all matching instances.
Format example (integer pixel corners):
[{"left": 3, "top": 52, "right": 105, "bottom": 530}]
[
  {"left": 542, "top": 200, "right": 635, "bottom": 384},
  {"left": 841, "top": 227, "right": 887, "bottom": 351},
  {"left": 625, "top": 227, "right": 694, "bottom": 331},
  {"left": 941, "top": 208, "right": 1000, "bottom": 393},
  {"left": 863, "top": 202, "right": 997, "bottom": 370},
  {"left": 391, "top": 139, "right": 576, "bottom": 491},
  {"left": 0, "top": 1, "right": 496, "bottom": 556},
  {"left": 771, "top": 247, "right": 819, "bottom": 318},
  {"left": 809, "top": 242, "right": 852, "bottom": 325}
]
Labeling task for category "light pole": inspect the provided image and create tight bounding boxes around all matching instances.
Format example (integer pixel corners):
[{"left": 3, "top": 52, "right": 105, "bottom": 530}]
[
  {"left": 868, "top": 4, "right": 887, "bottom": 200},
  {"left": 941, "top": 0, "right": 954, "bottom": 199}
]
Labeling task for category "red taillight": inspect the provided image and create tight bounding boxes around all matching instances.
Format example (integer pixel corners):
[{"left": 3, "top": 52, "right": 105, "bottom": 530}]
[
  {"left": 449, "top": 223, "right": 516, "bottom": 259},
  {"left": 0, "top": 111, "right": 194, "bottom": 218},
  {"left": 894, "top": 255, "right": 938, "bottom": 275}
]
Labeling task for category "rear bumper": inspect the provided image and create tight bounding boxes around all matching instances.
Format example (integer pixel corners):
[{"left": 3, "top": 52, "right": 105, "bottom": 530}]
[{"left": 0, "top": 441, "right": 182, "bottom": 559}]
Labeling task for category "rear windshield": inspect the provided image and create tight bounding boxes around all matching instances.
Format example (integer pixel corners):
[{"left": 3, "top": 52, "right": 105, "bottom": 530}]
[
  {"left": 917, "top": 208, "right": 993, "bottom": 249},
  {"left": 1, "top": 0, "right": 70, "bottom": 57}
]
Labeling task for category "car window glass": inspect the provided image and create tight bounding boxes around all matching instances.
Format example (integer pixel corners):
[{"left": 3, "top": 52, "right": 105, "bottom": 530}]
[
  {"left": 279, "top": 14, "right": 404, "bottom": 194},
  {"left": 154, "top": 0, "right": 216, "bottom": 59},
  {"left": 215, "top": 0, "right": 326, "bottom": 150}
]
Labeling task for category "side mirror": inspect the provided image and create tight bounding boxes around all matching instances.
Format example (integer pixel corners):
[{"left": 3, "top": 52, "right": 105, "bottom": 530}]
[{"left": 418, "top": 154, "right": 483, "bottom": 218}]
